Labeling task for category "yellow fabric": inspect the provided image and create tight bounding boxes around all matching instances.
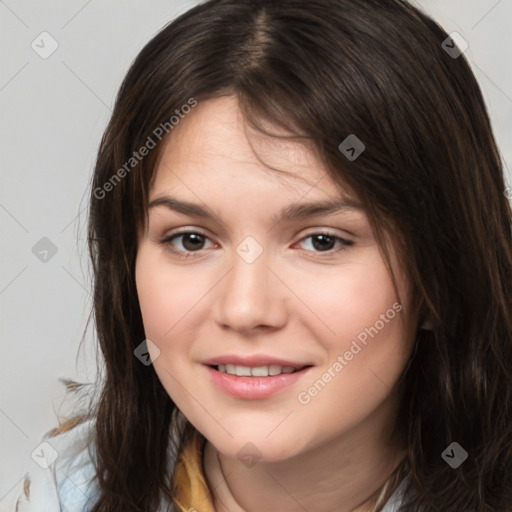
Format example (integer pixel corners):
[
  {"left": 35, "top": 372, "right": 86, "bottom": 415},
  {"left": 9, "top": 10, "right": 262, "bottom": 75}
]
[
  {"left": 172, "top": 429, "right": 216, "bottom": 512},
  {"left": 172, "top": 428, "right": 392, "bottom": 512}
]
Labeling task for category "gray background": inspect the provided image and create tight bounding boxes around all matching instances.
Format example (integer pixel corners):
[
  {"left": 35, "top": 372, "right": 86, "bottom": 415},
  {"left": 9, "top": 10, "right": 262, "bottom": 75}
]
[{"left": 1, "top": 1, "right": 511, "bottom": 509}]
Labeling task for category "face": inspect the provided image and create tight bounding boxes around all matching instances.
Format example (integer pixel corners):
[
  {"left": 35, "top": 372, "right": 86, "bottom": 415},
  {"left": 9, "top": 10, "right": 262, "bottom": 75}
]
[{"left": 135, "top": 95, "right": 414, "bottom": 462}]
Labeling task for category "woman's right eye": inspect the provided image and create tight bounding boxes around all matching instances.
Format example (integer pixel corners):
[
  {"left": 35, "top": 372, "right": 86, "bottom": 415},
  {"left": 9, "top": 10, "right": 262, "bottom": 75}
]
[{"left": 160, "top": 230, "right": 216, "bottom": 259}]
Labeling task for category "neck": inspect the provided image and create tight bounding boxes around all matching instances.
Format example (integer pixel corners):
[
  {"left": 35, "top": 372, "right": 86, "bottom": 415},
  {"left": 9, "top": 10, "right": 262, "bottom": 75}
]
[{"left": 203, "top": 396, "right": 406, "bottom": 512}]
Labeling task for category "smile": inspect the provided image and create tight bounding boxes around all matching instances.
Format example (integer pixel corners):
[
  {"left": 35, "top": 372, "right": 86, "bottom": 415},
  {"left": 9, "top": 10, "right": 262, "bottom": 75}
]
[
  {"left": 215, "top": 363, "right": 305, "bottom": 377},
  {"left": 205, "top": 364, "right": 313, "bottom": 400}
]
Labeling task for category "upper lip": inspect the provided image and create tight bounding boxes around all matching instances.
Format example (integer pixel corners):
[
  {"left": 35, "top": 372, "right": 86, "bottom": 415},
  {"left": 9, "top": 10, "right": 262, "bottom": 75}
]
[{"left": 202, "top": 355, "right": 312, "bottom": 369}]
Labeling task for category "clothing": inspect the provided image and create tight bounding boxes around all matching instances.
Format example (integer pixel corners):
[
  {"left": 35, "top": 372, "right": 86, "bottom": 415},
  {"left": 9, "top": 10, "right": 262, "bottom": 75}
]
[
  {"left": 14, "top": 418, "right": 411, "bottom": 512},
  {"left": 14, "top": 419, "right": 100, "bottom": 512}
]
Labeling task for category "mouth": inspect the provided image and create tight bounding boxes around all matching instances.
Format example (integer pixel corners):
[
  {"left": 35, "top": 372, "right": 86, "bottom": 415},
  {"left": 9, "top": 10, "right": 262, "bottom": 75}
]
[
  {"left": 205, "top": 363, "right": 314, "bottom": 400},
  {"left": 208, "top": 363, "right": 312, "bottom": 377}
]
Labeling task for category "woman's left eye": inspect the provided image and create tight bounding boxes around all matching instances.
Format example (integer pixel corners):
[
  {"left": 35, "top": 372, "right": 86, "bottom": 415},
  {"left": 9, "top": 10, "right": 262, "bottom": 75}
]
[
  {"left": 159, "top": 230, "right": 354, "bottom": 259},
  {"left": 297, "top": 232, "right": 354, "bottom": 253}
]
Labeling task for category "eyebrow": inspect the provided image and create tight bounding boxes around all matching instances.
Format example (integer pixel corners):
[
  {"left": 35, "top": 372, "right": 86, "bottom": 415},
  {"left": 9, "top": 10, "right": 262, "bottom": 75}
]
[{"left": 148, "top": 195, "right": 364, "bottom": 223}]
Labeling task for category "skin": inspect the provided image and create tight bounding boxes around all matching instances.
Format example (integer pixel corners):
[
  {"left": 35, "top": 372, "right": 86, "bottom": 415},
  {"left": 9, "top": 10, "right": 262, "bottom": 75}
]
[{"left": 135, "top": 95, "right": 415, "bottom": 512}]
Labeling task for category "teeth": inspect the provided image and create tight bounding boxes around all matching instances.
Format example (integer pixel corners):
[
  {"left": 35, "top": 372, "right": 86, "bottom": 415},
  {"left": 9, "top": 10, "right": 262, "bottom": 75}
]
[
  {"left": 216, "top": 364, "right": 299, "bottom": 376},
  {"left": 269, "top": 364, "right": 282, "bottom": 376},
  {"left": 251, "top": 365, "right": 269, "bottom": 377},
  {"left": 235, "top": 365, "right": 251, "bottom": 377}
]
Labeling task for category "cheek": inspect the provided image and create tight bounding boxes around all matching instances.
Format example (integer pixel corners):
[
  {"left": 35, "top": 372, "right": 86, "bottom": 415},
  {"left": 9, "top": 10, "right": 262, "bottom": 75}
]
[
  {"left": 296, "top": 252, "right": 401, "bottom": 348},
  {"left": 135, "top": 246, "right": 203, "bottom": 340},
  {"left": 296, "top": 253, "right": 410, "bottom": 397},
  {"left": 135, "top": 254, "right": 172, "bottom": 340},
  {"left": 135, "top": 248, "right": 199, "bottom": 398}
]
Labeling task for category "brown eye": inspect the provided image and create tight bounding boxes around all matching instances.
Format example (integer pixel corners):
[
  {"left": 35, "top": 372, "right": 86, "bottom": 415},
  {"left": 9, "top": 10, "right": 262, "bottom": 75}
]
[
  {"left": 160, "top": 230, "right": 216, "bottom": 259},
  {"left": 175, "top": 232, "right": 206, "bottom": 251},
  {"left": 297, "top": 232, "right": 354, "bottom": 254}
]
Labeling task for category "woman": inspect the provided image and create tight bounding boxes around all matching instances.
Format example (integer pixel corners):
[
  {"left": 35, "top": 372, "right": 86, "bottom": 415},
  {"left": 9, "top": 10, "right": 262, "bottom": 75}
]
[{"left": 15, "top": 0, "right": 512, "bottom": 511}]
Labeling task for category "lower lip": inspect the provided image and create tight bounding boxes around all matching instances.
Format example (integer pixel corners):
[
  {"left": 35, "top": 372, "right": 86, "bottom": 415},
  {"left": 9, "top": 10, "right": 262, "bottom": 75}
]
[{"left": 205, "top": 365, "right": 312, "bottom": 400}]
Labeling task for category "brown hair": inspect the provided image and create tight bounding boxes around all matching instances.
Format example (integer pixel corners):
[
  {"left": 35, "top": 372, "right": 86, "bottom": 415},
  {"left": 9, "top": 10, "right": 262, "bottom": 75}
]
[{"left": 42, "top": 0, "right": 512, "bottom": 510}]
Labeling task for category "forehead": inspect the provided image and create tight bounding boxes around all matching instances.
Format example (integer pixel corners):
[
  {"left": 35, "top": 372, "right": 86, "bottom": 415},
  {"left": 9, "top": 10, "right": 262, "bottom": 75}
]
[{"left": 150, "top": 95, "right": 352, "bottom": 199}]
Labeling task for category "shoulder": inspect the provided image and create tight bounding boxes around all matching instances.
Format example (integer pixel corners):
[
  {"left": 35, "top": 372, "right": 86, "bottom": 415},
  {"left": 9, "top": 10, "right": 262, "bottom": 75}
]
[
  {"left": 380, "top": 473, "right": 410, "bottom": 512},
  {"left": 380, "top": 473, "right": 483, "bottom": 512},
  {"left": 14, "top": 417, "right": 100, "bottom": 512}
]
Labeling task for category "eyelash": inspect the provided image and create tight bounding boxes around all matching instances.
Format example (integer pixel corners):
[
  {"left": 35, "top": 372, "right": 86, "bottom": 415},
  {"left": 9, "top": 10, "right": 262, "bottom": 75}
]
[{"left": 159, "top": 229, "right": 354, "bottom": 260}]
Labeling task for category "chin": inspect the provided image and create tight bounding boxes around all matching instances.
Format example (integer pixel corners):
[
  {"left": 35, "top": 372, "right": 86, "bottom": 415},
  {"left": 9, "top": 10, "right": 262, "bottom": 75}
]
[{"left": 207, "top": 430, "right": 305, "bottom": 464}]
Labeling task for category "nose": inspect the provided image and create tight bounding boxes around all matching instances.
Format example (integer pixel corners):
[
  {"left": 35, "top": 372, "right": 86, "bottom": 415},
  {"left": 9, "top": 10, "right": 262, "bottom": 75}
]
[{"left": 214, "top": 248, "right": 289, "bottom": 334}]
